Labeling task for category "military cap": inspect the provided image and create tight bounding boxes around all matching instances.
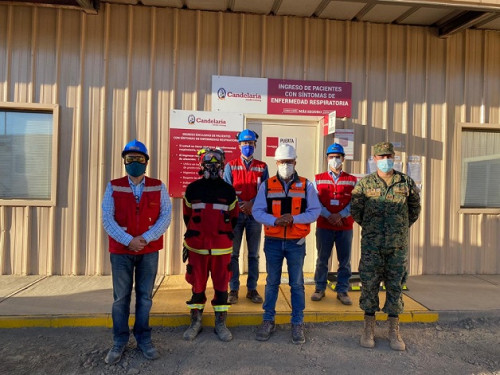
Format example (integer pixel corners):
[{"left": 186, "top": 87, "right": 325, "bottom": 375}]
[{"left": 373, "top": 141, "right": 395, "bottom": 156}]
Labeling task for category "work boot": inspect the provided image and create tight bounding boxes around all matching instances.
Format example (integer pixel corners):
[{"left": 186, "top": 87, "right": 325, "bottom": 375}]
[
  {"left": 388, "top": 316, "right": 406, "bottom": 351},
  {"left": 360, "top": 315, "right": 376, "bottom": 348},
  {"left": 255, "top": 320, "right": 276, "bottom": 341},
  {"left": 183, "top": 309, "right": 203, "bottom": 341},
  {"left": 337, "top": 292, "right": 353, "bottom": 305},
  {"left": 246, "top": 289, "right": 263, "bottom": 303},
  {"left": 291, "top": 323, "right": 306, "bottom": 344},
  {"left": 311, "top": 289, "right": 325, "bottom": 301},
  {"left": 228, "top": 290, "right": 239, "bottom": 304},
  {"left": 104, "top": 344, "right": 125, "bottom": 365},
  {"left": 214, "top": 311, "right": 232, "bottom": 342},
  {"left": 137, "top": 342, "right": 160, "bottom": 360}
]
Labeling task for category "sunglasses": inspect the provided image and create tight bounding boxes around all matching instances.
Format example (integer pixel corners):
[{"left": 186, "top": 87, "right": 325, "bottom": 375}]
[{"left": 124, "top": 155, "right": 147, "bottom": 164}]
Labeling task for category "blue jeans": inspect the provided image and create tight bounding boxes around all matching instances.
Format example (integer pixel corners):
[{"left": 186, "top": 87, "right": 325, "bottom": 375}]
[
  {"left": 229, "top": 212, "right": 262, "bottom": 291},
  {"left": 262, "top": 237, "right": 306, "bottom": 325},
  {"left": 314, "top": 227, "right": 352, "bottom": 293},
  {"left": 110, "top": 252, "right": 158, "bottom": 347}
]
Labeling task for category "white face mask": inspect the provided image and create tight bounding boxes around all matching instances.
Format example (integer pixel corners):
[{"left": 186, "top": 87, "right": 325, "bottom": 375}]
[
  {"left": 328, "top": 157, "right": 342, "bottom": 170},
  {"left": 278, "top": 163, "right": 294, "bottom": 179}
]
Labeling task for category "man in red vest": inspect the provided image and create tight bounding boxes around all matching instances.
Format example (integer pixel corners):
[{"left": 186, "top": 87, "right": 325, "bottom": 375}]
[
  {"left": 223, "top": 129, "right": 269, "bottom": 304},
  {"left": 311, "top": 143, "right": 357, "bottom": 305},
  {"left": 182, "top": 147, "right": 239, "bottom": 342},
  {"left": 102, "top": 139, "right": 172, "bottom": 365}
]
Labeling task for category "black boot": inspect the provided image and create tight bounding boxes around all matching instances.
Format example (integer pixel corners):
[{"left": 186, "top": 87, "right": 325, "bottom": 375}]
[
  {"left": 183, "top": 309, "right": 203, "bottom": 341},
  {"left": 214, "top": 312, "right": 232, "bottom": 342}
]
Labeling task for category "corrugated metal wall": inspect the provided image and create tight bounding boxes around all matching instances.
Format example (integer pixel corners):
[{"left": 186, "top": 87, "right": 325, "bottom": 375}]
[{"left": 0, "top": 4, "right": 498, "bottom": 276}]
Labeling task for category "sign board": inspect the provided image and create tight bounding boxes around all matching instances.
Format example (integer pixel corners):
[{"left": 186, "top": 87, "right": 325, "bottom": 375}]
[
  {"left": 211, "top": 76, "right": 268, "bottom": 114},
  {"left": 212, "top": 75, "right": 352, "bottom": 118},
  {"left": 333, "top": 129, "right": 354, "bottom": 160},
  {"left": 267, "top": 79, "right": 351, "bottom": 117},
  {"left": 168, "top": 110, "right": 243, "bottom": 197},
  {"left": 328, "top": 111, "right": 336, "bottom": 134},
  {"left": 265, "top": 137, "right": 297, "bottom": 157}
]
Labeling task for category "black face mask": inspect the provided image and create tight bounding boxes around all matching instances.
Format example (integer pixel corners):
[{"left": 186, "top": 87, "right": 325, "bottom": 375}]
[{"left": 202, "top": 163, "right": 222, "bottom": 180}]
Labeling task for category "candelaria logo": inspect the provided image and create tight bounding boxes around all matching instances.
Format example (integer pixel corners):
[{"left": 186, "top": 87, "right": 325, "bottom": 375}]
[
  {"left": 217, "top": 88, "right": 226, "bottom": 100},
  {"left": 187, "top": 114, "right": 196, "bottom": 125}
]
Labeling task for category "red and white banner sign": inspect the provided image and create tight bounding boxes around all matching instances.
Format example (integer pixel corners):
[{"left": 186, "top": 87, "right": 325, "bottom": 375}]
[
  {"left": 168, "top": 110, "right": 243, "bottom": 197},
  {"left": 212, "top": 76, "right": 351, "bottom": 118}
]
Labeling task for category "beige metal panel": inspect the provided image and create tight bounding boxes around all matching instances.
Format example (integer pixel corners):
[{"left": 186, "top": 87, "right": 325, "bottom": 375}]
[
  {"left": 150, "top": 6, "right": 178, "bottom": 275},
  {"left": 275, "top": 0, "right": 323, "bottom": 17},
  {"left": 400, "top": 7, "right": 452, "bottom": 25},
  {"left": 484, "top": 31, "right": 500, "bottom": 124},
  {"left": 405, "top": 26, "right": 429, "bottom": 275},
  {"left": 361, "top": 4, "right": 413, "bottom": 23},
  {"left": 233, "top": 0, "right": 273, "bottom": 15},
  {"left": 175, "top": 9, "right": 197, "bottom": 110},
  {"left": 195, "top": 11, "right": 218, "bottom": 108},
  {"left": 1, "top": 5, "right": 500, "bottom": 277},
  {"left": 324, "top": 20, "right": 347, "bottom": 82},
  {"left": 446, "top": 33, "right": 467, "bottom": 274},
  {"left": 240, "top": 14, "right": 264, "bottom": 78},
  {"left": 217, "top": 11, "right": 242, "bottom": 78},
  {"left": 283, "top": 17, "right": 306, "bottom": 80},
  {"left": 320, "top": 1, "right": 366, "bottom": 20},
  {"left": 262, "top": 15, "right": 284, "bottom": 79}
]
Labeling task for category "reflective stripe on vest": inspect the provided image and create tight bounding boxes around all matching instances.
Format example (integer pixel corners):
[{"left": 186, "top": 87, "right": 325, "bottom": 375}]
[{"left": 264, "top": 176, "right": 310, "bottom": 239}]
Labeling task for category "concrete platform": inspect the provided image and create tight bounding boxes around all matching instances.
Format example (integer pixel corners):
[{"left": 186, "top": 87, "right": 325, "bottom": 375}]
[{"left": 0, "top": 274, "right": 499, "bottom": 328}]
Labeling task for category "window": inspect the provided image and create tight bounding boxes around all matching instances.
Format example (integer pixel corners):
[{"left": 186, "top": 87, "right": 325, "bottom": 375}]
[
  {"left": 0, "top": 103, "right": 59, "bottom": 206},
  {"left": 457, "top": 123, "right": 500, "bottom": 213}
]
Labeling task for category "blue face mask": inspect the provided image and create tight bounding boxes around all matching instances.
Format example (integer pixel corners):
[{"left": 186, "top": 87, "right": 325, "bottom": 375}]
[
  {"left": 241, "top": 145, "right": 254, "bottom": 158},
  {"left": 377, "top": 158, "right": 394, "bottom": 173},
  {"left": 125, "top": 161, "right": 147, "bottom": 177}
]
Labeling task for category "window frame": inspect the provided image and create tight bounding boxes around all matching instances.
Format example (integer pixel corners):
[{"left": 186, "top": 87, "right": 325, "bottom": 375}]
[
  {"left": 0, "top": 102, "right": 59, "bottom": 207},
  {"left": 456, "top": 122, "right": 500, "bottom": 214}
]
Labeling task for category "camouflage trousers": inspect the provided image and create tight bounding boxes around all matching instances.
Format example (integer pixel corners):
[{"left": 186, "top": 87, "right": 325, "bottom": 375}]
[{"left": 358, "top": 243, "right": 408, "bottom": 315}]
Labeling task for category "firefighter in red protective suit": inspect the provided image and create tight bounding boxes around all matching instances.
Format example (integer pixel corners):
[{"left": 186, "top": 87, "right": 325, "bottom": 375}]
[{"left": 182, "top": 147, "right": 239, "bottom": 342}]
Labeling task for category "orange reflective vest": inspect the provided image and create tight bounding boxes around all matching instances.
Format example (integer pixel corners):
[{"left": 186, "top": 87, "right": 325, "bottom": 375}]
[
  {"left": 108, "top": 176, "right": 163, "bottom": 255},
  {"left": 264, "top": 175, "right": 311, "bottom": 239},
  {"left": 314, "top": 171, "right": 356, "bottom": 230}
]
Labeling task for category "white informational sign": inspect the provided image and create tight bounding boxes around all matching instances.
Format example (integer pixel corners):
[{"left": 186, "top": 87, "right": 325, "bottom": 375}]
[
  {"left": 394, "top": 155, "right": 403, "bottom": 172},
  {"left": 408, "top": 155, "right": 422, "bottom": 184},
  {"left": 279, "top": 137, "right": 297, "bottom": 148},
  {"left": 169, "top": 110, "right": 244, "bottom": 197},
  {"left": 334, "top": 128, "right": 354, "bottom": 160},
  {"left": 328, "top": 111, "right": 336, "bottom": 134},
  {"left": 367, "top": 156, "right": 377, "bottom": 174},
  {"left": 212, "top": 75, "right": 268, "bottom": 114}
]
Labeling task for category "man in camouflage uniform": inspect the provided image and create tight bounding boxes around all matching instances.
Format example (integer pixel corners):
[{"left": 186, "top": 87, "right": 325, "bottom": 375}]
[{"left": 351, "top": 142, "right": 421, "bottom": 351}]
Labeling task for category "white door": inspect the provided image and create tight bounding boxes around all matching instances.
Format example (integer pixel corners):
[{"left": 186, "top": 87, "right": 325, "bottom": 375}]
[{"left": 245, "top": 115, "right": 324, "bottom": 273}]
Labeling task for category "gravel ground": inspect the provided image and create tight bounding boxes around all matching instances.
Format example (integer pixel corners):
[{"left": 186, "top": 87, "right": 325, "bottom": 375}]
[{"left": 1, "top": 317, "right": 499, "bottom": 375}]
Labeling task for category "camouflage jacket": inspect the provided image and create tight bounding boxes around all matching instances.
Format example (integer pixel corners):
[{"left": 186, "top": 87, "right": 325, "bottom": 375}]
[{"left": 351, "top": 171, "right": 421, "bottom": 248}]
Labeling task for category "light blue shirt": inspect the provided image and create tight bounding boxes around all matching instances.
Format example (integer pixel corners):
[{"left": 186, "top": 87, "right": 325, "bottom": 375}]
[
  {"left": 102, "top": 176, "right": 172, "bottom": 246},
  {"left": 252, "top": 173, "right": 321, "bottom": 228},
  {"left": 313, "top": 170, "right": 351, "bottom": 219}
]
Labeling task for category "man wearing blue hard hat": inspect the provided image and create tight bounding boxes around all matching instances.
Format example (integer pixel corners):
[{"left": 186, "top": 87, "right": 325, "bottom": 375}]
[
  {"left": 223, "top": 129, "right": 269, "bottom": 304},
  {"left": 102, "top": 139, "right": 172, "bottom": 365},
  {"left": 312, "top": 143, "right": 357, "bottom": 306}
]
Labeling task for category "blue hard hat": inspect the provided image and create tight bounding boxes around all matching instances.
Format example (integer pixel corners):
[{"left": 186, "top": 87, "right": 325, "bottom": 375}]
[
  {"left": 326, "top": 143, "right": 345, "bottom": 156},
  {"left": 122, "top": 139, "right": 149, "bottom": 160},
  {"left": 236, "top": 129, "right": 258, "bottom": 142}
]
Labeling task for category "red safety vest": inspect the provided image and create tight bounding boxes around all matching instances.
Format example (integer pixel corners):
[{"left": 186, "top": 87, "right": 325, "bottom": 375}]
[
  {"left": 227, "top": 157, "right": 267, "bottom": 201},
  {"left": 108, "top": 176, "right": 163, "bottom": 255},
  {"left": 264, "top": 175, "right": 311, "bottom": 239},
  {"left": 314, "top": 171, "right": 356, "bottom": 231}
]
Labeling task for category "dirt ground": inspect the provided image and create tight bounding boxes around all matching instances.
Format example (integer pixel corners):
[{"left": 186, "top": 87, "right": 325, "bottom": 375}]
[{"left": 1, "top": 317, "right": 499, "bottom": 375}]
